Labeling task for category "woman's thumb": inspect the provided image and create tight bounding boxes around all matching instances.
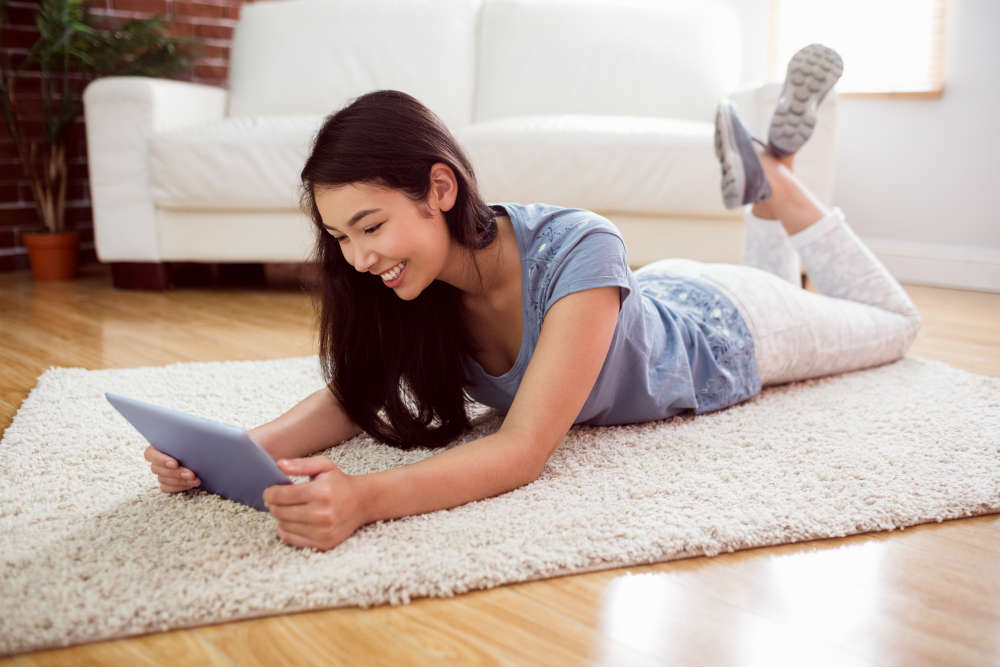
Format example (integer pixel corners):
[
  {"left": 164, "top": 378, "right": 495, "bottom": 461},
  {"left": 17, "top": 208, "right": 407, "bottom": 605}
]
[{"left": 279, "top": 456, "right": 337, "bottom": 478}]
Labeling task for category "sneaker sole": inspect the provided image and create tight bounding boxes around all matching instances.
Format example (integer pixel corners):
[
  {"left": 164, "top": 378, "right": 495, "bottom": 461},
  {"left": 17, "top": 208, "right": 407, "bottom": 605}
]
[
  {"left": 715, "top": 102, "right": 745, "bottom": 209},
  {"left": 768, "top": 44, "right": 844, "bottom": 157},
  {"left": 716, "top": 101, "right": 771, "bottom": 209}
]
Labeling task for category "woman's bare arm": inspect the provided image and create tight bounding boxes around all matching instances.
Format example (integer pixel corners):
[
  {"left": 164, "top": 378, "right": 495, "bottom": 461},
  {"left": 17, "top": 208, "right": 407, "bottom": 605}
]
[
  {"left": 250, "top": 387, "right": 363, "bottom": 461},
  {"left": 358, "top": 286, "right": 621, "bottom": 524}
]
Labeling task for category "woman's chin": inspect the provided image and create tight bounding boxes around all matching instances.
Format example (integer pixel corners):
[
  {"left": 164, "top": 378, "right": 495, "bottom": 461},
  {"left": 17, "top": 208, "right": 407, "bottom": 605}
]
[
  {"left": 395, "top": 276, "right": 425, "bottom": 300},
  {"left": 389, "top": 274, "right": 418, "bottom": 300}
]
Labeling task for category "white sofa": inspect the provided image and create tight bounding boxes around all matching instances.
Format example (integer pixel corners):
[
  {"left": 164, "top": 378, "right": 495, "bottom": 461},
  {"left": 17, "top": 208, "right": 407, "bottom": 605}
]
[{"left": 83, "top": 0, "right": 838, "bottom": 288}]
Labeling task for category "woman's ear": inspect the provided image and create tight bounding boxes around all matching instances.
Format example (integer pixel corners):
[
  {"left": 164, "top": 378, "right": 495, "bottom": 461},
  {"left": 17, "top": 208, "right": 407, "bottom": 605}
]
[{"left": 429, "top": 162, "right": 458, "bottom": 213}]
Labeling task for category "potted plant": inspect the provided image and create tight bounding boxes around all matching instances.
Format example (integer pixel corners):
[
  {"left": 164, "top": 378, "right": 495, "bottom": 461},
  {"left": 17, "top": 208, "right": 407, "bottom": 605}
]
[{"left": 0, "top": 0, "right": 204, "bottom": 280}]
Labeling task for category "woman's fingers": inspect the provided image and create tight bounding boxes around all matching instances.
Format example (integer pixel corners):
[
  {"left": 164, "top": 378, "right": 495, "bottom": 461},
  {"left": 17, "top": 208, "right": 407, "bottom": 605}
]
[
  {"left": 144, "top": 445, "right": 200, "bottom": 491},
  {"left": 158, "top": 473, "right": 201, "bottom": 491},
  {"left": 160, "top": 480, "right": 200, "bottom": 493},
  {"left": 149, "top": 461, "right": 195, "bottom": 478},
  {"left": 144, "top": 445, "right": 172, "bottom": 466},
  {"left": 150, "top": 461, "right": 198, "bottom": 481},
  {"left": 155, "top": 468, "right": 200, "bottom": 484}
]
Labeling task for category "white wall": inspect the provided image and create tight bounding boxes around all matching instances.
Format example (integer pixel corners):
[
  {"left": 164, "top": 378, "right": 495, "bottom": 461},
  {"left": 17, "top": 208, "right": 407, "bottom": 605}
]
[{"left": 719, "top": 0, "right": 1000, "bottom": 292}]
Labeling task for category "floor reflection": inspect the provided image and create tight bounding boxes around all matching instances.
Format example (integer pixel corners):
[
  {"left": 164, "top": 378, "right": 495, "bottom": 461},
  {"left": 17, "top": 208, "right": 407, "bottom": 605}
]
[
  {"left": 594, "top": 542, "right": 887, "bottom": 665},
  {"left": 767, "top": 542, "right": 887, "bottom": 626}
]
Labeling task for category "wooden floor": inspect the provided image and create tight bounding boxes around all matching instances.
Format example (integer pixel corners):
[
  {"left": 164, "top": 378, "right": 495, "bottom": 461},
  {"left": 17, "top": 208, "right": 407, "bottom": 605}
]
[{"left": 1, "top": 263, "right": 998, "bottom": 666}]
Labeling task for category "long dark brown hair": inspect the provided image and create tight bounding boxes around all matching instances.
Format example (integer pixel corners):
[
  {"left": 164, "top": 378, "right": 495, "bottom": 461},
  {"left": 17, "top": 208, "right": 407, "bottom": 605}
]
[{"left": 299, "top": 90, "right": 499, "bottom": 449}]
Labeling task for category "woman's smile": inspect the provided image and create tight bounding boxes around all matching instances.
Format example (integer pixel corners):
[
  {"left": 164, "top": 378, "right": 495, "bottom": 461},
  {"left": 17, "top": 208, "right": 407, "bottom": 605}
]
[{"left": 380, "top": 260, "right": 407, "bottom": 287}]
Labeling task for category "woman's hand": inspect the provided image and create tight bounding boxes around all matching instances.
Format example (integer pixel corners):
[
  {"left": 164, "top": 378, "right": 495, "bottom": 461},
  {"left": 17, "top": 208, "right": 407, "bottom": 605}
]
[
  {"left": 264, "top": 456, "right": 368, "bottom": 552},
  {"left": 145, "top": 445, "right": 201, "bottom": 493}
]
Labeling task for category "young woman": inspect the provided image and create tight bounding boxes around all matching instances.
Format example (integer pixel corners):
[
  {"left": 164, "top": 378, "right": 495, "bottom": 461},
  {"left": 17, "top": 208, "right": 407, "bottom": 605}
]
[{"left": 145, "top": 44, "right": 921, "bottom": 552}]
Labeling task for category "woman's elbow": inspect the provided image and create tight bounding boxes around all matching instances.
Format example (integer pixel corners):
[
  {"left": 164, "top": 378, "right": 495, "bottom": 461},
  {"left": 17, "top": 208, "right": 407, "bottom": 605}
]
[
  {"left": 515, "top": 439, "right": 554, "bottom": 487},
  {"left": 519, "top": 459, "right": 544, "bottom": 487},
  {"left": 498, "top": 427, "right": 558, "bottom": 488}
]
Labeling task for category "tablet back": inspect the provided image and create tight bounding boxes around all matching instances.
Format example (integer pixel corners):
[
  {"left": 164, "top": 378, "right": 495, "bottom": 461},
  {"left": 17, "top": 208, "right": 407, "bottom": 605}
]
[{"left": 106, "top": 392, "right": 291, "bottom": 511}]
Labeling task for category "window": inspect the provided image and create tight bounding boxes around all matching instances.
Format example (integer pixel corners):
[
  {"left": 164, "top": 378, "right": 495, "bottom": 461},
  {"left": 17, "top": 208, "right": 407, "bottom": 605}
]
[{"left": 768, "top": 0, "right": 947, "bottom": 98}]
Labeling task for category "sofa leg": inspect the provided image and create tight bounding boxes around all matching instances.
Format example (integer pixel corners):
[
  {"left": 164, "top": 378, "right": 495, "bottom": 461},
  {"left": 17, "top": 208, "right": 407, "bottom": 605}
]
[
  {"left": 215, "top": 263, "right": 268, "bottom": 288},
  {"left": 110, "top": 261, "right": 317, "bottom": 290},
  {"left": 108, "top": 262, "right": 238, "bottom": 289},
  {"left": 110, "top": 262, "right": 172, "bottom": 290},
  {"left": 263, "top": 262, "right": 320, "bottom": 290}
]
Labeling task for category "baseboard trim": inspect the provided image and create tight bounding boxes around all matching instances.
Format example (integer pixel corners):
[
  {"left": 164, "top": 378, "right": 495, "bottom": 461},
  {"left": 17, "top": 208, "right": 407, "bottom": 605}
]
[{"left": 865, "top": 237, "right": 1000, "bottom": 293}]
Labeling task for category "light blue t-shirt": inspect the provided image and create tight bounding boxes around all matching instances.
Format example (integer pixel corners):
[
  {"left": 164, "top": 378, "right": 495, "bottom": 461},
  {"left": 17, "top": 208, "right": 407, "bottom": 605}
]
[{"left": 462, "top": 202, "right": 762, "bottom": 425}]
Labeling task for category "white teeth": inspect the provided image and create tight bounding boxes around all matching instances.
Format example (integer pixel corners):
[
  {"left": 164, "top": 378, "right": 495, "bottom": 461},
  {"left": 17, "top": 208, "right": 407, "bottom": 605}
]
[{"left": 380, "top": 261, "right": 405, "bottom": 281}]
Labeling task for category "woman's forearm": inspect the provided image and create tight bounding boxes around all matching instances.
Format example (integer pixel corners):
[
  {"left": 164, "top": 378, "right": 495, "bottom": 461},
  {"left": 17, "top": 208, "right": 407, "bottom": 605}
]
[
  {"left": 250, "top": 387, "right": 363, "bottom": 461},
  {"left": 358, "top": 430, "right": 539, "bottom": 523}
]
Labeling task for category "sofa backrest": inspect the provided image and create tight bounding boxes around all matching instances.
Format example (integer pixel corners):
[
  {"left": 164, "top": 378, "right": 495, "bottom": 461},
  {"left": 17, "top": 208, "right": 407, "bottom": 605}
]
[
  {"left": 227, "top": 0, "right": 741, "bottom": 129},
  {"left": 226, "top": 0, "right": 481, "bottom": 130},
  {"left": 474, "top": 0, "right": 742, "bottom": 123}
]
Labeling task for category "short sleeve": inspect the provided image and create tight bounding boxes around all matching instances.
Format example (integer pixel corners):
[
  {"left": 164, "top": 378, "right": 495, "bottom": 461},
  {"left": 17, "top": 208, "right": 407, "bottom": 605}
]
[{"left": 543, "top": 230, "right": 633, "bottom": 316}]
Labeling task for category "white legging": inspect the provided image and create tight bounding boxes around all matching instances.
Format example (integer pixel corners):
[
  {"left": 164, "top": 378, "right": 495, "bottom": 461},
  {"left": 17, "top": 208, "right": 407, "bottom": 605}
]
[{"left": 639, "top": 207, "right": 922, "bottom": 387}]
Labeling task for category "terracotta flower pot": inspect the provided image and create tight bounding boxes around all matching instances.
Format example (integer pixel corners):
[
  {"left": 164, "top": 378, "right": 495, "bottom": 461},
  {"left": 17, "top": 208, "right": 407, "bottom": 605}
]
[{"left": 22, "top": 231, "right": 80, "bottom": 281}]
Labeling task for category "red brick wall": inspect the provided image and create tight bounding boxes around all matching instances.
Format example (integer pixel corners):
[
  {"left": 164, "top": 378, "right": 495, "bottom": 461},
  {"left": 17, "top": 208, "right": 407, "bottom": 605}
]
[{"left": 0, "top": 0, "right": 253, "bottom": 272}]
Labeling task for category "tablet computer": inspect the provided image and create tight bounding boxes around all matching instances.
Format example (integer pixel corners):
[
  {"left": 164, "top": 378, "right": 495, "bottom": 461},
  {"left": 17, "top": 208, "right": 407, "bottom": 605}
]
[{"left": 106, "top": 392, "right": 292, "bottom": 512}]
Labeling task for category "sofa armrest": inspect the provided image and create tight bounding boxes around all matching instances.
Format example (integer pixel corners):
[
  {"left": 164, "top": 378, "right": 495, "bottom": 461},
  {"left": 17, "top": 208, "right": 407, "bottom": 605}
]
[
  {"left": 728, "top": 81, "right": 839, "bottom": 206},
  {"left": 83, "top": 76, "right": 228, "bottom": 262}
]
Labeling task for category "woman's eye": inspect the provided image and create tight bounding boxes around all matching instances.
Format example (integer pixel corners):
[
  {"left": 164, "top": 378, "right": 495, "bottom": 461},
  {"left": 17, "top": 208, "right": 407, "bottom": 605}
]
[{"left": 333, "top": 222, "right": 382, "bottom": 244}]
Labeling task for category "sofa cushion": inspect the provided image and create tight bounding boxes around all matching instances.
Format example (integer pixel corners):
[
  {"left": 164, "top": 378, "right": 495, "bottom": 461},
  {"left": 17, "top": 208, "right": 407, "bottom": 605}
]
[
  {"left": 150, "top": 113, "right": 730, "bottom": 217},
  {"left": 456, "top": 114, "right": 729, "bottom": 217},
  {"left": 475, "top": 0, "right": 741, "bottom": 124},
  {"left": 149, "top": 115, "right": 323, "bottom": 210},
  {"left": 226, "top": 0, "right": 480, "bottom": 130}
]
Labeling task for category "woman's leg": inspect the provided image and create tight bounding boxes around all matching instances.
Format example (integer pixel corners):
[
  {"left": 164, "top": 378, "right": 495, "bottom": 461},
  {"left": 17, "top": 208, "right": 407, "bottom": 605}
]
[
  {"left": 739, "top": 151, "right": 819, "bottom": 286},
  {"left": 678, "top": 149, "right": 922, "bottom": 386},
  {"left": 752, "top": 149, "right": 921, "bottom": 321},
  {"left": 740, "top": 208, "right": 802, "bottom": 287}
]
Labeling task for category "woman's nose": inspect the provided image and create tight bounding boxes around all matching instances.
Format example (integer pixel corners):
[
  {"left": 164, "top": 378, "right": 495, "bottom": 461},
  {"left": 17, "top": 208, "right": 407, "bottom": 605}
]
[{"left": 352, "top": 245, "right": 377, "bottom": 272}]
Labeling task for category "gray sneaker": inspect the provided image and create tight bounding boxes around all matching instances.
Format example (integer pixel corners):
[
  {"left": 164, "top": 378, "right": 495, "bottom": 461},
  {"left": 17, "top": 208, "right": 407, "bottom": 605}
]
[
  {"left": 715, "top": 99, "right": 771, "bottom": 210},
  {"left": 768, "top": 43, "right": 844, "bottom": 157}
]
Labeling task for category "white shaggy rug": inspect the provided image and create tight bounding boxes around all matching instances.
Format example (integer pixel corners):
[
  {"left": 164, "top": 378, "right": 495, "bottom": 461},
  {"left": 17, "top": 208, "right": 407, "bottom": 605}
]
[{"left": 1, "top": 355, "right": 998, "bottom": 655}]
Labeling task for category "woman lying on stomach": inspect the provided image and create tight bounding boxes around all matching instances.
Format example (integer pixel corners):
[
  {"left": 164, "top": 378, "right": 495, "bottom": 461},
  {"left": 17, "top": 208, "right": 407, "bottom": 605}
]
[{"left": 144, "top": 44, "right": 921, "bottom": 551}]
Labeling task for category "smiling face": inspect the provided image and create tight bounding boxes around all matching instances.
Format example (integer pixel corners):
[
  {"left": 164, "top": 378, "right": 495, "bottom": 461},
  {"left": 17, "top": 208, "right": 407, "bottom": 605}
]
[{"left": 314, "top": 179, "right": 455, "bottom": 300}]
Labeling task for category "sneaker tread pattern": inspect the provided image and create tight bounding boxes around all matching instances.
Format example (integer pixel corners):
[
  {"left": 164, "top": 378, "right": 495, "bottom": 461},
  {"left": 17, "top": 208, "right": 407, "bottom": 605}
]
[{"left": 768, "top": 44, "right": 843, "bottom": 157}]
